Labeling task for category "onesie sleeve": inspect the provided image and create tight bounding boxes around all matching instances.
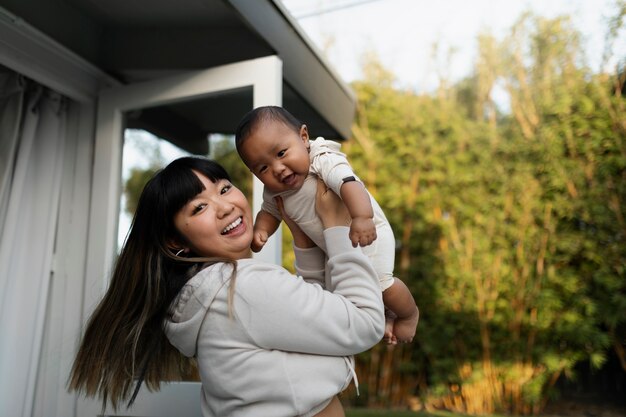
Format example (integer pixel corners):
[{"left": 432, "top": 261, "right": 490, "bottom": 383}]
[
  {"left": 310, "top": 140, "right": 360, "bottom": 197},
  {"left": 260, "top": 188, "right": 282, "bottom": 221},
  {"left": 235, "top": 227, "right": 384, "bottom": 355}
]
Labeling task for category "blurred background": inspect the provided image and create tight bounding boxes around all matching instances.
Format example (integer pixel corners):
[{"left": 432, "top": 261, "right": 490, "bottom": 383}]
[{"left": 120, "top": 0, "right": 626, "bottom": 415}]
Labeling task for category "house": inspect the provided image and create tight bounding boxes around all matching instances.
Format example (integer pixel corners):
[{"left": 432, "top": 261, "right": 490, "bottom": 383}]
[{"left": 0, "top": 1, "right": 356, "bottom": 416}]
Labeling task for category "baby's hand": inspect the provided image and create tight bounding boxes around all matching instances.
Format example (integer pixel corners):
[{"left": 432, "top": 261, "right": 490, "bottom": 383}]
[
  {"left": 251, "top": 230, "right": 269, "bottom": 253},
  {"left": 349, "top": 217, "right": 377, "bottom": 247}
]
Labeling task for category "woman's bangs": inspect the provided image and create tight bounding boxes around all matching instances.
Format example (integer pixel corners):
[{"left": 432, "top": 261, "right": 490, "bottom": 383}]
[
  {"left": 162, "top": 167, "right": 205, "bottom": 217},
  {"left": 195, "top": 163, "right": 230, "bottom": 184},
  {"left": 162, "top": 157, "right": 231, "bottom": 217}
]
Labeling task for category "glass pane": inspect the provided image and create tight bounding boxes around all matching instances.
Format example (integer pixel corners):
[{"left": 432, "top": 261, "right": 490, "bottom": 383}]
[{"left": 118, "top": 129, "right": 192, "bottom": 250}]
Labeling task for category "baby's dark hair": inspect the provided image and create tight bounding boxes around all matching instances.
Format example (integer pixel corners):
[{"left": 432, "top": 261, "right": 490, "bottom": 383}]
[{"left": 234, "top": 106, "right": 302, "bottom": 152}]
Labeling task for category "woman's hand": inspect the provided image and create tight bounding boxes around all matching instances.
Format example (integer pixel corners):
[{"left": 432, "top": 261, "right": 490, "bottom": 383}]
[
  {"left": 315, "top": 178, "right": 351, "bottom": 229},
  {"left": 276, "top": 196, "right": 316, "bottom": 248}
]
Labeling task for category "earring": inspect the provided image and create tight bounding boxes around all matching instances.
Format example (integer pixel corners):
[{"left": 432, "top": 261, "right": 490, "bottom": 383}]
[{"left": 175, "top": 248, "right": 185, "bottom": 257}]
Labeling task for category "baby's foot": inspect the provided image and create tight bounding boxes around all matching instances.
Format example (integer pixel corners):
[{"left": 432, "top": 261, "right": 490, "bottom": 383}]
[
  {"left": 392, "top": 309, "right": 419, "bottom": 343},
  {"left": 383, "top": 308, "right": 398, "bottom": 345},
  {"left": 384, "top": 315, "right": 397, "bottom": 345}
]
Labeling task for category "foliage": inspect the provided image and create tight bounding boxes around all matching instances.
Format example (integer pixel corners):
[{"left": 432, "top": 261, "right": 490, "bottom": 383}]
[
  {"left": 342, "top": 10, "right": 626, "bottom": 415},
  {"left": 346, "top": 409, "right": 445, "bottom": 417},
  {"left": 209, "top": 134, "right": 252, "bottom": 199},
  {"left": 124, "top": 166, "right": 160, "bottom": 216},
  {"left": 122, "top": 131, "right": 165, "bottom": 217}
]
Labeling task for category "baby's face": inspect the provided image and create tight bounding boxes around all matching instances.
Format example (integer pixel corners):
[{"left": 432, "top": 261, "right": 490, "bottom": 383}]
[{"left": 239, "top": 122, "right": 310, "bottom": 193}]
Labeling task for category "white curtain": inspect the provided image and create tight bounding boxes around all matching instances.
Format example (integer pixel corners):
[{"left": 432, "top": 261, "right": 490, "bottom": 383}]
[
  {"left": 0, "top": 70, "right": 67, "bottom": 417},
  {"left": 0, "top": 71, "right": 24, "bottom": 238}
]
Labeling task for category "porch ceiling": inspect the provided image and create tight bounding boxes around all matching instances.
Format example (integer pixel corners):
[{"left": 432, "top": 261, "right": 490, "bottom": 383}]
[{"left": 0, "top": 0, "right": 355, "bottom": 142}]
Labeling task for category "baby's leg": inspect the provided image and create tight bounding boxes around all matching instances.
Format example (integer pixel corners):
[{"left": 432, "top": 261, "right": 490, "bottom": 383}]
[
  {"left": 361, "top": 224, "right": 418, "bottom": 343},
  {"left": 362, "top": 246, "right": 396, "bottom": 343},
  {"left": 384, "top": 308, "right": 397, "bottom": 345},
  {"left": 383, "top": 307, "right": 398, "bottom": 345},
  {"left": 382, "top": 278, "right": 419, "bottom": 343},
  {"left": 314, "top": 396, "right": 345, "bottom": 417}
]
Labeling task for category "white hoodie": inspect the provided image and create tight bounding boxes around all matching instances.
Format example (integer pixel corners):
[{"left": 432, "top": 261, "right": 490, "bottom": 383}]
[{"left": 165, "top": 227, "right": 385, "bottom": 417}]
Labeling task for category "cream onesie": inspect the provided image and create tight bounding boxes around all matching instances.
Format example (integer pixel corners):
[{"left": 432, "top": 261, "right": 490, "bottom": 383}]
[{"left": 261, "top": 137, "right": 397, "bottom": 291}]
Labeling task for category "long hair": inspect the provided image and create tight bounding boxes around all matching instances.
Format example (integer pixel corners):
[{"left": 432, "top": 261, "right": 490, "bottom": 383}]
[
  {"left": 234, "top": 105, "right": 303, "bottom": 151},
  {"left": 69, "top": 157, "right": 237, "bottom": 411}
]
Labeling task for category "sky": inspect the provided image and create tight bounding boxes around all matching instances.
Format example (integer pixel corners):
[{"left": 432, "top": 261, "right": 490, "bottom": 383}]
[{"left": 281, "top": 0, "right": 626, "bottom": 92}]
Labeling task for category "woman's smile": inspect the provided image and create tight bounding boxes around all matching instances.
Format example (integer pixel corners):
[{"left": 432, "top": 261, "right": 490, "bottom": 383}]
[{"left": 222, "top": 216, "right": 244, "bottom": 235}]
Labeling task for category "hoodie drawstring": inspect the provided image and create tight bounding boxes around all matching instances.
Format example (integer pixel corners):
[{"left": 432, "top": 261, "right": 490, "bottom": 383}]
[{"left": 343, "top": 356, "right": 359, "bottom": 396}]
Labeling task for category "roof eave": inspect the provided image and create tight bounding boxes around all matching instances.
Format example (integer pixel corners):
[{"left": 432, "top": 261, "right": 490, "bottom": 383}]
[{"left": 228, "top": 0, "right": 356, "bottom": 140}]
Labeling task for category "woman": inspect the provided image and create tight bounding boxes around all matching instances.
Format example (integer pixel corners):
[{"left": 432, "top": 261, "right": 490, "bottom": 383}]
[{"left": 69, "top": 156, "right": 385, "bottom": 417}]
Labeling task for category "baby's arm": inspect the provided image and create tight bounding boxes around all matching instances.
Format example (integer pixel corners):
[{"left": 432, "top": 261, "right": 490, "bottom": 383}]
[
  {"left": 340, "top": 180, "right": 376, "bottom": 247},
  {"left": 252, "top": 209, "right": 281, "bottom": 252}
]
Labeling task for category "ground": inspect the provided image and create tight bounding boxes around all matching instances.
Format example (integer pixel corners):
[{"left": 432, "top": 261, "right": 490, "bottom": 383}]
[
  {"left": 543, "top": 401, "right": 626, "bottom": 417},
  {"left": 346, "top": 400, "right": 626, "bottom": 417}
]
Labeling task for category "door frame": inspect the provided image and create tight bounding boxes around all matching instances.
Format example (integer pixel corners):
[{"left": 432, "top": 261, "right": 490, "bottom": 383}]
[{"left": 79, "top": 55, "right": 283, "bottom": 417}]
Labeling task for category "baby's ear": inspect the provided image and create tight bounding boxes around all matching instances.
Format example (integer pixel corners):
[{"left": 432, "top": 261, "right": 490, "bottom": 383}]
[{"left": 299, "top": 124, "right": 309, "bottom": 143}]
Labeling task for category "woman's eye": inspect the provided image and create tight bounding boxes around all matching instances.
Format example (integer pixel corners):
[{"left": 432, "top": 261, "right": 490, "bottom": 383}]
[
  {"left": 220, "top": 184, "right": 232, "bottom": 194},
  {"left": 259, "top": 166, "right": 267, "bottom": 174},
  {"left": 192, "top": 203, "right": 206, "bottom": 214}
]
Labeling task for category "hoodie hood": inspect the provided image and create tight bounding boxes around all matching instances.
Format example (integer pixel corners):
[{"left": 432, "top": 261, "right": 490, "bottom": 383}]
[{"left": 164, "top": 262, "right": 233, "bottom": 357}]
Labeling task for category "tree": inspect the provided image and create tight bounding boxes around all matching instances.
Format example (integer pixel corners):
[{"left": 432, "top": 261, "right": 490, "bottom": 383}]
[{"left": 342, "top": 9, "right": 625, "bottom": 414}]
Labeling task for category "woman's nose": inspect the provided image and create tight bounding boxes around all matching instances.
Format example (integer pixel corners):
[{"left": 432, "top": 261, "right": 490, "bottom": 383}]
[{"left": 213, "top": 197, "right": 234, "bottom": 218}]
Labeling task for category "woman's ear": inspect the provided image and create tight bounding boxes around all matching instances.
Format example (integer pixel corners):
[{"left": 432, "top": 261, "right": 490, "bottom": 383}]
[{"left": 167, "top": 238, "right": 186, "bottom": 256}]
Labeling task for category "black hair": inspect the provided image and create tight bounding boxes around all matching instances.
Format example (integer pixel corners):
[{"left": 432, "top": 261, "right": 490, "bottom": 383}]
[
  {"left": 234, "top": 106, "right": 303, "bottom": 152},
  {"left": 69, "top": 156, "right": 235, "bottom": 411}
]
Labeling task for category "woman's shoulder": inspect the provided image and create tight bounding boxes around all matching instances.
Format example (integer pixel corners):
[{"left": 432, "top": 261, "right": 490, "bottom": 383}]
[
  {"left": 234, "top": 259, "right": 299, "bottom": 290},
  {"left": 192, "top": 259, "right": 286, "bottom": 280},
  {"left": 235, "top": 258, "right": 288, "bottom": 276}
]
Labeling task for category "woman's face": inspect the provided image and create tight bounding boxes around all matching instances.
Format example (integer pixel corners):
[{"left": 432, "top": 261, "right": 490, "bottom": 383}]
[{"left": 173, "top": 171, "right": 253, "bottom": 260}]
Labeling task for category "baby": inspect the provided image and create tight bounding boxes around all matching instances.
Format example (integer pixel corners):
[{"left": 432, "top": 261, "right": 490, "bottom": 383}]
[{"left": 235, "top": 106, "right": 418, "bottom": 343}]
